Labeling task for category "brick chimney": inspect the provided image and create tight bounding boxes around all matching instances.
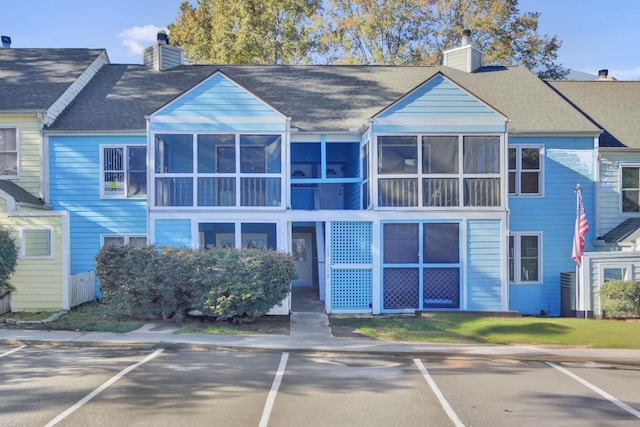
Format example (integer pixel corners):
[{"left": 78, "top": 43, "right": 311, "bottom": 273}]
[{"left": 442, "top": 29, "right": 482, "bottom": 72}]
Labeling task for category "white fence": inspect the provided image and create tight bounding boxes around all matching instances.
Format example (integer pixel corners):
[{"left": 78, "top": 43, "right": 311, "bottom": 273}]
[
  {"left": 0, "top": 292, "right": 10, "bottom": 315},
  {"left": 70, "top": 271, "right": 96, "bottom": 308}
]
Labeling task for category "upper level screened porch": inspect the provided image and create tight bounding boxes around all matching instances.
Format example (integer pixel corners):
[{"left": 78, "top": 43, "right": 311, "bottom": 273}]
[
  {"left": 149, "top": 131, "right": 505, "bottom": 211},
  {"left": 376, "top": 134, "right": 503, "bottom": 209},
  {"left": 153, "top": 133, "right": 283, "bottom": 208}
]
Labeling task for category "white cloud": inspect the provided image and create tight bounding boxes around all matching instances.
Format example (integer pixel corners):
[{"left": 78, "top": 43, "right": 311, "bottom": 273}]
[{"left": 118, "top": 25, "right": 166, "bottom": 55}]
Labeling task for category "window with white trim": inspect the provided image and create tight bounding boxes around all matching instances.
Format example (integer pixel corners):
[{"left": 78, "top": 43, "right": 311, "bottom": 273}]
[
  {"left": 621, "top": 166, "right": 640, "bottom": 213},
  {"left": 101, "top": 235, "right": 147, "bottom": 247},
  {"left": 600, "top": 264, "right": 631, "bottom": 284},
  {"left": 0, "top": 127, "right": 18, "bottom": 178},
  {"left": 508, "top": 145, "right": 543, "bottom": 196},
  {"left": 509, "top": 232, "right": 542, "bottom": 283},
  {"left": 20, "top": 228, "right": 53, "bottom": 258},
  {"left": 101, "top": 145, "right": 147, "bottom": 198}
]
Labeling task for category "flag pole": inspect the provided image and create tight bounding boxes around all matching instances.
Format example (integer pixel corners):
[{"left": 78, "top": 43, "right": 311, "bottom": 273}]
[
  {"left": 574, "top": 184, "right": 581, "bottom": 318},
  {"left": 572, "top": 183, "right": 590, "bottom": 319}
]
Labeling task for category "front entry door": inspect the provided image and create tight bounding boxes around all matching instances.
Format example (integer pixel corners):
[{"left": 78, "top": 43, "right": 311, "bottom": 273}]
[{"left": 292, "top": 232, "right": 313, "bottom": 285}]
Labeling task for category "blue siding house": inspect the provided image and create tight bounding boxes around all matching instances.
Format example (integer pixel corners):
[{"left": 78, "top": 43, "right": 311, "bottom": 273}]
[
  {"left": 549, "top": 77, "right": 640, "bottom": 317},
  {"left": 40, "top": 34, "right": 603, "bottom": 316}
]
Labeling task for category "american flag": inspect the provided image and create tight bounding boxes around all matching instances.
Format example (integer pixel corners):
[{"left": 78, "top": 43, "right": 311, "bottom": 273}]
[{"left": 571, "top": 191, "right": 589, "bottom": 267}]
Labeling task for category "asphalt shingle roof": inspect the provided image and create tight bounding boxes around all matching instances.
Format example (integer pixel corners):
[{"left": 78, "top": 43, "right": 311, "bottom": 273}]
[
  {"left": 0, "top": 48, "right": 106, "bottom": 112},
  {"left": 601, "top": 218, "right": 640, "bottom": 244},
  {"left": 0, "top": 180, "right": 45, "bottom": 207},
  {"left": 48, "top": 63, "right": 599, "bottom": 134},
  {"left": 549, "top": 80, "right": 640, "bottom": 148}
]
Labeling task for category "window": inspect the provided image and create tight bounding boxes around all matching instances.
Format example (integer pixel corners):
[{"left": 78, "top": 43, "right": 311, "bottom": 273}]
[
  {"left": 509, "top": 233, "right": 541, "bottom": 283},
  {"left": 20, "top": 228, "right": 53, "bottom": 258},
  {"left": 509, "top": 146, "right": 542, "bottom": 196},
  {"left": 600, "top": 265, "right": 631, "bottom": 283},
  {"left": 101, "top": 146, "right": 147, "bottom": 198},
  {"left": 0, "top": 127, "right": 18, "bottom": 177},
  {"left": 102, "top": 235, "right": 147, "bottom": 247},
  {"left": 377, "top": 134, "right": 501, "bottom": 208},
  {"left": 198, "top": 222, "right": 276, "bottom": 249},
  {"left": 621, "top": 166, "right": 640, "bottom": 213}
]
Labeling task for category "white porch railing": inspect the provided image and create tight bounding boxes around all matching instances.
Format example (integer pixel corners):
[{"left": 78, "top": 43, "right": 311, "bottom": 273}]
[{"left": 70, "top": 271, "right": 96, "bottom": 308}]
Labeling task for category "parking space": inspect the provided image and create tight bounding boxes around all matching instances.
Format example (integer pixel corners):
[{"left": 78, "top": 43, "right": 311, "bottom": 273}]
[
  {"left": 270, "top": 354, "right": 450, "bottom": 426},
  {"left": 0, "top": 344, "right": 639, "bottom": 426},
  {"left": 421, "top": 357, "right": 640, "bottom": 426}
]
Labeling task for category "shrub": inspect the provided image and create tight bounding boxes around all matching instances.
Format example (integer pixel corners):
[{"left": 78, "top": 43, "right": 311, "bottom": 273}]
[
  {"left": 600, "top": 280, "right": 640, "bottom": 319},
  {"left": 0, "top": 227, "right": 17, "bottom": 294},
  {"left": 192, "top": 248, "right": 296, "bottom": 321},
  {"left": 95, "top": 244, "right": 160, "bottom": 317},
  {"left": 95, "top": 245, "right": 296, "bottom": 321}
]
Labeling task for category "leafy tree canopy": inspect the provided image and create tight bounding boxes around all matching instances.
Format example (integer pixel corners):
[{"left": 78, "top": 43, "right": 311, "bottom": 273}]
[
  {"left": 168, "top": 0, "right": 322, "bottom": 64},
  {"left": 168, "top": 0, "right": 567, "bottom": 79}
]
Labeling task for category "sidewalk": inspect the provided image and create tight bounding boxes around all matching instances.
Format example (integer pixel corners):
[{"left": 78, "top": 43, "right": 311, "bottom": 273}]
[{"left": 1, "top": 311, "right": 640, "bottom": 365}]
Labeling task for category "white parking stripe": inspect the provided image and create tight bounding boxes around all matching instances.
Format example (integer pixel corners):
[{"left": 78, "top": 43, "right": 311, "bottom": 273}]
[
  {"left": 44, "top": 348, "right": 165, "bottom": 427},
  {"left": 259, "top": 352, "right": 289, "bottom": 427},
  {"left": 546, "top": 361, "right": 640, "bottom": 419},
  {"left": 0, "top": 344, "right": 26, "bottom": 358},
  {"left": 414, "top": 358, "right": 465, "bottom": 427}
]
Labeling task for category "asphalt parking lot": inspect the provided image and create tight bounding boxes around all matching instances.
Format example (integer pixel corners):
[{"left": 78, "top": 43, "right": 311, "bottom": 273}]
[{"left": 1, "top": 344, "right": 639, "bottom": 426}]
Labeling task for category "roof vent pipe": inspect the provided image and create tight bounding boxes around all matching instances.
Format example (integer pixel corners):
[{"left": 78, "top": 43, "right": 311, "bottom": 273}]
[
  {"left": 461, "top": 29, "right": 471, "bottom": 46},
  {"left": 1, "top": 36, "right": 11, "bottom": 48},
  {"left": 598, "top": 69, "right": 609, "bottom": 79}
]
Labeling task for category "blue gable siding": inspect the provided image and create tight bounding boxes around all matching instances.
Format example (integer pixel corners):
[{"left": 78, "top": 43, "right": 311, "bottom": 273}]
[
  {"left": 509, "top": 136, "right": 595, "bottom": 316},
  {"left": 154, "top": 219, "right": 192, "bottom": 247},
  {"left": 150, "top": 72, "right": 286, "bottom": 132},
  {"left": 373, "top": 74, "right": 506, "bottom": 133},
  {"left": 466, "top": 219, "right": 503, "bottom": 311},
  {"left": 49, "top": 135, "right": 147, "bottom": 276}
]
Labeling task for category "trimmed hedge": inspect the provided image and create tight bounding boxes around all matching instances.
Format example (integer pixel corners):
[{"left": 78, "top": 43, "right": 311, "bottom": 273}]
[
  {"left": 600, "top": 280, "right": 640, "bottom": 319},
  {"left": 0, "top": 227, "right": 17, "bottom": 294},
  {"left": 95, "top": 245, "right": 296, "bottom": 320}
]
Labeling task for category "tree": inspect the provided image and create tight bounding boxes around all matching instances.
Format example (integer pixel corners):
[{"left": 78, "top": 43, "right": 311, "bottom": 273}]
[
  {"left": 168, "top": 0, "right": 322, "bottom": 64},
  {"left": 314, "top": 0, "right": 431, "bottom": 65},
  {"left": 317, "top": 0, "right": 567, "bottom": 79}
]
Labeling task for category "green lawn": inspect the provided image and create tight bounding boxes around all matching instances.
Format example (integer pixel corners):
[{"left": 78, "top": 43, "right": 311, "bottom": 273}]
[
  {"left": 329, "top": 314, "right": 640, "bottom": 349},
  {"left": 4, "top": 305, "right": 640, "bottom": 349}
]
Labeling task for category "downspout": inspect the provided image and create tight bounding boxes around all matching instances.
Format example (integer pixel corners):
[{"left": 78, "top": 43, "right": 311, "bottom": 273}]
[
  {"left": 38, "top": 112, "right": 48, "bottom": 201},
  {"left": 145, "top": 116, "right": 152, "bottom": 245},
  {"left": 503, "top": 120, "right": 510, "bottom": 312},
  {"left": 594, "top": 136, "right": 601, "bottom": 239}
]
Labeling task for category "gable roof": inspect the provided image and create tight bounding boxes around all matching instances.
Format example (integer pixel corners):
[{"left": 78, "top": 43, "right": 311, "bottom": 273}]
[
  {"left": 0, "top": 180, "right": 46, "bottom": 208},
  {"left": 601, "top": 218, "right": 640, "bottom": 244},
  {"left": 0, "top": 48, "right": 106, "bottom": 113},
  {"left": 47, "top": 63, "right": 599, "bottom": 134},
  {"left": 548, "top": 80, "right": 640, "bottom": 148}
]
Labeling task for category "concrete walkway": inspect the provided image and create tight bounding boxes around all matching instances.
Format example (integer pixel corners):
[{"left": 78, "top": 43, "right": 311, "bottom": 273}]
[
  {"left": 1, "top": 310, "right": 640, "bottom": 365},
  {"left": 1, "top": 287, "right": 638, "bottom": 364}
]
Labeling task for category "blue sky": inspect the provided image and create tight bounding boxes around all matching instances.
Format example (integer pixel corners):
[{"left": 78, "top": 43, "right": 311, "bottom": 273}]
[{"left": 1, "top": 0, "right": 639, "bottom": 79}]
